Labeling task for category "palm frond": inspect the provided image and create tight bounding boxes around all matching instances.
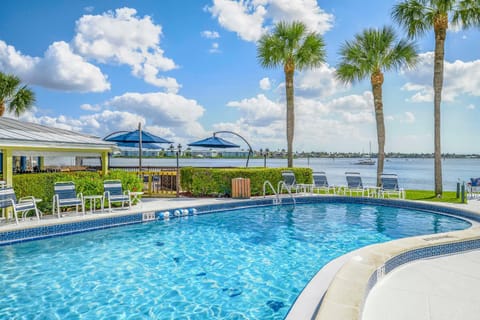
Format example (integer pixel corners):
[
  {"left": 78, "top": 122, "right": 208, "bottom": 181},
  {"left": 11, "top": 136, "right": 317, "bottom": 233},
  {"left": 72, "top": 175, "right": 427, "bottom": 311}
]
[
  {"left": 336, "top": 25, "right": 418, "bottom": 84},
  {"left": 296, "top": 33, "right": 326, "bottom": 70},
  {"left": 8, "top": 85, "right": 35, "bottom": 117},
  {"left": 0, "top": 73, "right": 21, "bottom": 103},
  {"left": 453, "top": 0, "right": 480, "bottom": 28},
  {"left": 392, "top": 0, "right": 433, "bottom": 38},
  {"left": 257, "top": 20, "right": 326, "bottom": 71}
]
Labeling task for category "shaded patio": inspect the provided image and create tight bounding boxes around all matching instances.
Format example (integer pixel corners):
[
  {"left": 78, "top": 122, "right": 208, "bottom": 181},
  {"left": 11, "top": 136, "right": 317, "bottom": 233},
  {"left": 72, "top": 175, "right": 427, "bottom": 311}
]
[{"left": 0, "top": 117, "right": 116, "bottom": 186}]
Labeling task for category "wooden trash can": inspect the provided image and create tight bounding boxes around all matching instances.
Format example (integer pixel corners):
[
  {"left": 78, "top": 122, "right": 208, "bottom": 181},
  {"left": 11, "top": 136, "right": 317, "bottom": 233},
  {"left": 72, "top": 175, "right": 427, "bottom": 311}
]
[{"left": 231, "top": 178, "right": 251, "bottom": 199}]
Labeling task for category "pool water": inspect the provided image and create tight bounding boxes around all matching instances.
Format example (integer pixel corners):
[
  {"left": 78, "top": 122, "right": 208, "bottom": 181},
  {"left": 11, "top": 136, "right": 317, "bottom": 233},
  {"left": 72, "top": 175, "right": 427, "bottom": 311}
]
[{"left": 0, "top": 203, "right": 470, "bottom": 319}]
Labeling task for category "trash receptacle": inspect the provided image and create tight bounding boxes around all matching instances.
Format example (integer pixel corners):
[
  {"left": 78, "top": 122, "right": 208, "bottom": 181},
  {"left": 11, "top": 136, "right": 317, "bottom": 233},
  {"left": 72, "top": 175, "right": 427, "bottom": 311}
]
[{"left": 232, "top": 178, "right": 251, "bottom": 199}]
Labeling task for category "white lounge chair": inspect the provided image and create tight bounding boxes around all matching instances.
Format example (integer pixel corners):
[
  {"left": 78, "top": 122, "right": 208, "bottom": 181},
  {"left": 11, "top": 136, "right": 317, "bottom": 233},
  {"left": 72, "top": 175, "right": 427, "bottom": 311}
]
[
  {"left": 0, "top": 186, "right": 40, "bottom": 224},
  {"left": 467, "top": 177, "right": 480, "bottom": 199},
  {"left": 311, "top": 172, "right": 336, "bottom": 194},
  {"left": 344, "top": 172, "right": 370, "bottom": 197},
  {"left": 380, "top": 173, "right": 405, "bottom": 199},
  {"left": 103, "top": 180, "right": 132, "bottom": 211},
  {"left": 278, "top": 170, "right": 299, "bottom": 194},
  {"left": 53, "top": 181, "right": 85, "bottom": 217}
]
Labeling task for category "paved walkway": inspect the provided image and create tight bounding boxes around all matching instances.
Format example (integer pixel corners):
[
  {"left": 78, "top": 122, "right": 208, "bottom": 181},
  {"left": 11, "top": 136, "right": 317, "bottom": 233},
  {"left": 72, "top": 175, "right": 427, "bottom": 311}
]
[
  {"left": 363, "top": 250, "right": 480, "bottom": 320},
  {"left": 362, "top": 199, "right": 480, "bottom": 320}
]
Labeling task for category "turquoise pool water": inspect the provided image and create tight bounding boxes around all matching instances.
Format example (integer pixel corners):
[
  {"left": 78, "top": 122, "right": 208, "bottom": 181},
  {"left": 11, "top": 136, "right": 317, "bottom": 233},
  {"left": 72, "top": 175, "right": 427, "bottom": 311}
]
[{"left": 0, "top": 203, "right": 470, "bottom": 319}]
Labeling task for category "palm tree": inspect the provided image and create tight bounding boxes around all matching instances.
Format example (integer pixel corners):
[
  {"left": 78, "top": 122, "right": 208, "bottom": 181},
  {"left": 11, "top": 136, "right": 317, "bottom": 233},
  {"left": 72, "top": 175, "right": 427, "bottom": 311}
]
[
  {"left": 392, "top": 0, "right": 480, "bottom": 196},
  {"left": 257, "top": 21, "right": 326, "bottom": 167},
  {"left": 0, "top": 72, "right": 35, "bottom": 117},
  {"left": 336, "top": 26, "right": 417, "bottom": 186}
]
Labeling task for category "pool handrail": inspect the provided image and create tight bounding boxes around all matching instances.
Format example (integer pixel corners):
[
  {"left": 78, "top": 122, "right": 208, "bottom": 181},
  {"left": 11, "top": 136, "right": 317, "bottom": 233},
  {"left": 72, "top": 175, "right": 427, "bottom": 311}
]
[
  {"left": 277, "top": 181, "right": 296, "bottom": 206},
  {"left": 263, "top": 180, "right": 280, "bottom": 204}
]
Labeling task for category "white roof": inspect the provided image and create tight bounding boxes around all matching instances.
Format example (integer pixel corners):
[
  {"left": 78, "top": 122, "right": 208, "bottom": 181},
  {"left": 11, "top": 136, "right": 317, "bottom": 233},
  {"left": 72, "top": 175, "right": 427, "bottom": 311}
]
[{"left": 0, "top": 117, "right": 115, "bottom": 154}]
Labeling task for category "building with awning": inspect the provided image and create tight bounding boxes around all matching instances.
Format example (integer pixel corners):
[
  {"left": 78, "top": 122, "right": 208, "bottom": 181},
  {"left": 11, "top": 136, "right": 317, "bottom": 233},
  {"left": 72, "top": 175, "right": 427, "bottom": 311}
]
[{"left": 0, "top": 117, "right": 116, "bottom": 186}]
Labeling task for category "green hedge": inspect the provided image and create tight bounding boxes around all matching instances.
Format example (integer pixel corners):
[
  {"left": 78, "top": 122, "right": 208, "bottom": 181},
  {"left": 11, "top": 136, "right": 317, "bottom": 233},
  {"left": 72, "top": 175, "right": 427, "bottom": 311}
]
[
  {"left": 12, "top": 170, "right": 142, "bottom": 214},
  {"left": 180, "top": 167, "right": 312, "bottom": 197}
]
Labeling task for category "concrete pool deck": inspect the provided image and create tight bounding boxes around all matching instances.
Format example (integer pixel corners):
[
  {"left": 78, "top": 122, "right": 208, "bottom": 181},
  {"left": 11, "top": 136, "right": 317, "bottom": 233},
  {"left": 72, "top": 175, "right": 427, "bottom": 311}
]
[{"left": 2, "top": 195, "right": 480, "bottom": 320}]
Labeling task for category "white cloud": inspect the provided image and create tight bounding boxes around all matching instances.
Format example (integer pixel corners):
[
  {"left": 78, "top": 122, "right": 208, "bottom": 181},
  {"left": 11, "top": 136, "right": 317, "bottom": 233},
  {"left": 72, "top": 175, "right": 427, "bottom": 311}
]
[
  {"left": 268, "top": 0, "right": 334, "bottom": 34},
  {"left": 0, "top": 40, "right": 110, "bottom": 92},
  {"left": 201, "top": 30, "right": 220, "bottom": 39},
  {"left": 80, "top": 103, "right": 101, "bottom": 111},
  {"left": 18, "top": 93, "right": 206, "bottom": 143},
  {"left": 207, "top": 0, "right": 268, "bottom": 42},
  {"left": 209, "top": 42, "right": 221, "bottom": 53},
  {"left": 106, "top": 92, "right": 206, "bottom": 137},
  {"left": 207, "top": 0, "right": 333, "bottom": 42},
  {"left": 227, "top": 93, "right": 283, "bottom": 126},
  {"left": 403, "top": 111, "right": 415, "bottom": 123},
  {"left": 467, "top": 104, "right": 475, "bottom": 110},
  {"left": 259, "top": 77, "right": 271, "bottom": 90},
  {"left": 73, "top": 7, "right": 180, "bottom": 93},
  {"left": 219, "top": 90, "right": 377, "bottom": 151},
  {"left": 297, "top": 64, "right": 348, "bottom": 98},
  {"left": 402, "top": 52, "right": 480, "bottom": 103}
]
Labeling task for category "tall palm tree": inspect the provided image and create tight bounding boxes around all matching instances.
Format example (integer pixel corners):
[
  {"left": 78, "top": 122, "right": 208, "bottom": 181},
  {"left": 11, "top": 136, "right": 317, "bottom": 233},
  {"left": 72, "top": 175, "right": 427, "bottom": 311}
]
[
  {"left": 392, "top": 0, "right": 480, "bottom": 196},
  {"left": 0, "top": 72, "right": 35, "bottom": 117},
  {"left": 257, "top": 21, "right": 326, "bottom": 167},
  {"left": 336, "top": 26, "right": 417, "bottom": 186}
]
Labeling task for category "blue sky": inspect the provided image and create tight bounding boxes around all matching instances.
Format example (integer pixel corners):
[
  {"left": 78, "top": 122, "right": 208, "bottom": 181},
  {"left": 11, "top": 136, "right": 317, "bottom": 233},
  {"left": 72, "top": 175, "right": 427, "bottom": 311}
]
[{"left": 1, "top": 0, "right": 479, "bottom": 153}]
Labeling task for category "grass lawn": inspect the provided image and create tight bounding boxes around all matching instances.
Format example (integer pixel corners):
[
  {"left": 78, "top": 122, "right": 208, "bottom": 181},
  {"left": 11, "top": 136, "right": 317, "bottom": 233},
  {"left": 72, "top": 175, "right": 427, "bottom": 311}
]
[{"left": 405, "top": 190, "right": 466, "bottom": 204}]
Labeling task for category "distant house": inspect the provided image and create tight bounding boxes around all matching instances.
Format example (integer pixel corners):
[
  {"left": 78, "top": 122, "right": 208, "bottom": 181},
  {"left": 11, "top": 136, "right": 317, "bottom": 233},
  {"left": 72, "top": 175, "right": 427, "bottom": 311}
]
[{"left": 219, "top": 150, "right": 250, "bottom": 158}]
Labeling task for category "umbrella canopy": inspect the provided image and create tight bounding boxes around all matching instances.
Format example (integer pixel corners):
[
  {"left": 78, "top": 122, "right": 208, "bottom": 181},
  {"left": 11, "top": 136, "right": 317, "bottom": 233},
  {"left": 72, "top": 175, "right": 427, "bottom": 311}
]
[
  {"left": 104, "top": 125, "right": 172, "bottom": 171},
  {"left": 105, "top": 129, "right": 172, "bottom": 144},
  {"left": 115, "top": 141, "right": 168, "bottom": 150},
  {"left": 188, "top": 136, "right": 240, "bottom": 149}
]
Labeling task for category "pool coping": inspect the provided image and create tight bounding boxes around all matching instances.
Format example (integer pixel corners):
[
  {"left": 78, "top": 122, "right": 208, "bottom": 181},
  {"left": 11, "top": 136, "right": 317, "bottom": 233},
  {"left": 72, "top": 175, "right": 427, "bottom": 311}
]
[
  {"left": 287, "top": 199, "right": 480, "bottom": 320},
  {"left": 1, "top": 195, "right": 479, "bottom": 320}
]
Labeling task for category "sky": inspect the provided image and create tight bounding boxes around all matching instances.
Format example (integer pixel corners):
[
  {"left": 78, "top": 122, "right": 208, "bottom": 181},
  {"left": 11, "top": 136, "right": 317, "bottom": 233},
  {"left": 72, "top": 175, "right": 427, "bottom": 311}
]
[{"left": 1, "top": 0, "right": 480, "bottom": 154}]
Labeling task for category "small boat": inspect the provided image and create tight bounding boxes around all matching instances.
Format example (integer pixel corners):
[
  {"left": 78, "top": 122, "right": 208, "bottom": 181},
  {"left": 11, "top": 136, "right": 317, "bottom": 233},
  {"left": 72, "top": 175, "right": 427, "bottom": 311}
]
[
  {"left": 353, "top": 141, "right": 375, "bottom": 165},
  {"left": 354, "top": 158, "right": 376, "bottom": 165}
]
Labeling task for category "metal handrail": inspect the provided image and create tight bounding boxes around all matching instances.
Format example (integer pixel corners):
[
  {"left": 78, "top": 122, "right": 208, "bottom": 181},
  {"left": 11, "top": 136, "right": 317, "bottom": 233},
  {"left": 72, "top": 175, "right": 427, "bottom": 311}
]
[
  {"left": 277, "top": 181, "right": 296, "bottom": 206},
  {"left": 263, "top": 180, "right": 280, "bottom": 204}
]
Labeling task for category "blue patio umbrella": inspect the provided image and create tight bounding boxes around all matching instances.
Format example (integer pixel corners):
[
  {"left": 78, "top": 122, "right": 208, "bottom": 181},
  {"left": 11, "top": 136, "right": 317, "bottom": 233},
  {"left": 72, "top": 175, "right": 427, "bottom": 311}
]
[
  {"left": 104, "top": 123, "right": 172, "bottom": 171},
  {"left": 188, "top": 131, "right": 252, "bottom": 167},
  {"left": 188, "top": 136, "right": 240, "bottom": 149}
]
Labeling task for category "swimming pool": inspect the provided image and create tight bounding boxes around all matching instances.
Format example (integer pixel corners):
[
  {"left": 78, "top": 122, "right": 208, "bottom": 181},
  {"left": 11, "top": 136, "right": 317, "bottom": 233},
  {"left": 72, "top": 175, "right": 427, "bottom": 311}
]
[{"left": 0, "top": 202, "right": 470, "bottom": 319}]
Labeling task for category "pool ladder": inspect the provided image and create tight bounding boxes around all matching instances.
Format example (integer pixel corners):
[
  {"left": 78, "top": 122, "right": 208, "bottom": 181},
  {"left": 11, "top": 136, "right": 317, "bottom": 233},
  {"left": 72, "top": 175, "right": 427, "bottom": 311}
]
[{"left": 263, "top": 181, "right": 296, "bottom": 206}]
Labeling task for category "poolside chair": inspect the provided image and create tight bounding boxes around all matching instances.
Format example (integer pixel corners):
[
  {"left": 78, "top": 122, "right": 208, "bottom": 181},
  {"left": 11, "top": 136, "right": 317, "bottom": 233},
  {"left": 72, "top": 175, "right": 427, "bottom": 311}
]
[
  {"left": 278, "top": 170, "right": 300, "bottom": 194},
  {"left": 103, "top": 180, "right": 132, "bottom": 211},
  {"left": 53, "top": 181, "right": 85, "bottom": 218},
  {"left": 311, "top": 172, "right": 336, "bottom": 194},
  {"left": 0, "top": 186, "right": 40, "bottom": 224},
  {"left": 344, "top": 172, "right": 370, "bottom": 197},
  {"left": 380, "top": 173, "right": 405, "bottom": 199},
  {"left": 467, "top": 177, "right": 480, "bottom": 199}
]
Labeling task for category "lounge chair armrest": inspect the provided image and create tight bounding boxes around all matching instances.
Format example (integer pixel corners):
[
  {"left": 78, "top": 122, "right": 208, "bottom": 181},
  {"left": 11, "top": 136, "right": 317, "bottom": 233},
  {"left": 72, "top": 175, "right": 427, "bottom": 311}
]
[{"left": 18, "top": 196, "right": 36, "bottom": 203}]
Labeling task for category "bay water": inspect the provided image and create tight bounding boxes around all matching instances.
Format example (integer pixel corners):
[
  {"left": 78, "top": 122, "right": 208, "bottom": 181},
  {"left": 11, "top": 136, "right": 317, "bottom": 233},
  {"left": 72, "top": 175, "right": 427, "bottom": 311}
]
[{"left": 103, "top": 157, "right": 480, "bottom": 191}]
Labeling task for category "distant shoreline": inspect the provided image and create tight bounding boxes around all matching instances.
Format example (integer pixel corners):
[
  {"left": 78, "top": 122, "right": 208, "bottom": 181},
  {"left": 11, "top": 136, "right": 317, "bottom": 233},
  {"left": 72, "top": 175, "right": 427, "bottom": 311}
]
[{"left": 113, "top": 153, "right": 480, "bottom": 160}]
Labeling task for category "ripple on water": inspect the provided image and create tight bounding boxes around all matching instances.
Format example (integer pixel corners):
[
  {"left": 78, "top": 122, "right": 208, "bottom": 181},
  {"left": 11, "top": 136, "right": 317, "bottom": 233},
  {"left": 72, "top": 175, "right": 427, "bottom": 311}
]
[{"left": 0, "top": 203, "right": 470, "bottom": 319}]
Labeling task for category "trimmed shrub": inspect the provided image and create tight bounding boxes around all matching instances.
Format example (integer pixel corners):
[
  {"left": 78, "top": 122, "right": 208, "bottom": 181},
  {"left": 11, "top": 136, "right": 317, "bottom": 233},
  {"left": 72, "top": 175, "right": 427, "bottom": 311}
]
[
  {"left": 180, "top": 167, "right": 312, "bottom": 197},
  {"left": 12, "top": 170, "right": 142, "bottom": 214}
]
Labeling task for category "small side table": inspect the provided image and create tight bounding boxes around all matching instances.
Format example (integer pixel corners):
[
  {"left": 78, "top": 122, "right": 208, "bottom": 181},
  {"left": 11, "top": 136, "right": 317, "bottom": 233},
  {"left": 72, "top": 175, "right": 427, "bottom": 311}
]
[
  {"left": 131, "top": 192, "right": 144, "bottom": 206},
  {"left": 84, "top": 195, "right": 104, "bottom": 214}
]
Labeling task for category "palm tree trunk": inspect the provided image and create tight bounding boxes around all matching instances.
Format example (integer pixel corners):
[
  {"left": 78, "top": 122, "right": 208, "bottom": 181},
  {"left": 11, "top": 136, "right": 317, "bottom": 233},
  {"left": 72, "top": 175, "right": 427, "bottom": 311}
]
[
  {"left": 284, "top": 61, "right": 295, "bottom": 168},
  {"left": 0, "top": 102, "right": 5, "bottom": 116},
  {"left": 371, "top": 72, "right": 385, "bottom": 187},
  {"left": 433, "top": 14, "right": 447, "bottom": 196}
]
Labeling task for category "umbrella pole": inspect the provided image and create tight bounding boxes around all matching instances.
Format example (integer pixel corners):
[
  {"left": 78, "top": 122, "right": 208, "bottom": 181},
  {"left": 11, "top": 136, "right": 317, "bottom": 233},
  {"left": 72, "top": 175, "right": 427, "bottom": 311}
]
[{"left": 138, "top": 122, "right": 142, "bottom": 173}]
